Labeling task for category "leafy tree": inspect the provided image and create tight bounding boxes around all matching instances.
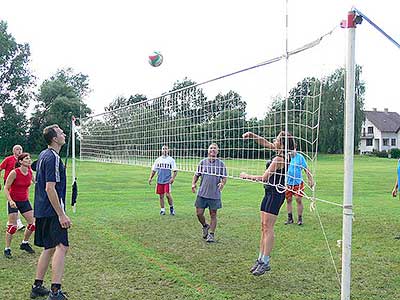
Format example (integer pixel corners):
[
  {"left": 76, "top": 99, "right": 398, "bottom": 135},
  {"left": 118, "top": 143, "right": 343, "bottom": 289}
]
[
  {"left": 27, "top": 68, "right": 92, "bottom": 153},
  {"left": 105, "top": 94, "right": 147, "bottom": 112},
  {"left": 0, "top": 103, "right": 27, "bottom": 155},
  {"left": 319, "top": 65, "right": 365, "bottom": 153},
  {"left": 0, "top": 20, "right": 35, "bottom": 107}
]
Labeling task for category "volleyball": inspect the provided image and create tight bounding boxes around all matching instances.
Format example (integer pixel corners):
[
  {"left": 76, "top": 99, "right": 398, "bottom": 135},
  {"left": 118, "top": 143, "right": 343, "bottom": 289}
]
[{"left": 148, "top": 51, "right": 163, "bottom": 67}]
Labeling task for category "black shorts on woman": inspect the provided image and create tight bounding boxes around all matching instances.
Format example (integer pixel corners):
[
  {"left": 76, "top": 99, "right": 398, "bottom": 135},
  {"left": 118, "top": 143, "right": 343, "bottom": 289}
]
[
  {"left": 260, "top": 186, "right": 285, "bottom": 215},
  {"left": 260, "top": 155, "right": 288, "bottom": 215},
  {"left": 8, "top": 200, "right": 32, "bottom": 214}
]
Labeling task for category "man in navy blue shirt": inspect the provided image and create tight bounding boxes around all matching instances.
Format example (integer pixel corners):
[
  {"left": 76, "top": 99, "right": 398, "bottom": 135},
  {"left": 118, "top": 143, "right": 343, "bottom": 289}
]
[{"left": 30, "top": 124, "right": 71, "bottom": 300}]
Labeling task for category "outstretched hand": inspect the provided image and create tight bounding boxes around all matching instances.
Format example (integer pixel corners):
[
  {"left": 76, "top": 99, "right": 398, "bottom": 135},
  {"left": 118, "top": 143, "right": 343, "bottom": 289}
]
[
  {"left": 242, "top": 132, "right": 253, "bottom": 139},
  {"left": 392, "top": 188, "right": 397, "bottom": 198}
]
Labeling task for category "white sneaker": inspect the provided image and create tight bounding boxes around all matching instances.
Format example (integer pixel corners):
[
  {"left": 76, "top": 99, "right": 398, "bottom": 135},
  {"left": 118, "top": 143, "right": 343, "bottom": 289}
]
[{"left": 17, "top": 218, "right": 25, "bottom": 231}]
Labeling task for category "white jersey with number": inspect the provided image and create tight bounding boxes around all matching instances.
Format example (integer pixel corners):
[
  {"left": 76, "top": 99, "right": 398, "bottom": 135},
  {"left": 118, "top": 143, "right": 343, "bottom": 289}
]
[{"left": 152, "top": 156, "right": 177, "bottom": 184}]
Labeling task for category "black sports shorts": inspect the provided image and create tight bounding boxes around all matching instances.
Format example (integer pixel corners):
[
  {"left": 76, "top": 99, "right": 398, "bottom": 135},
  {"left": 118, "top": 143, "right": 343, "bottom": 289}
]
[
  {"left": 34, "top": 216, "right": 69, "bottom": 249},
  {"left": 260, "top": 187, "right": 285, "bottom": 215},
  {"left": 8, "top": 200, "right": 32, "bottom": 214}
]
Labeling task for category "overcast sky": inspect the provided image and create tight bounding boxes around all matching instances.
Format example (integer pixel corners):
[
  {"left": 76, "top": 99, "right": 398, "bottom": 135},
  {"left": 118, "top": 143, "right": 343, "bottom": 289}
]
[{"left": 1, "top": 0, "right": 399, "bottom": 118}]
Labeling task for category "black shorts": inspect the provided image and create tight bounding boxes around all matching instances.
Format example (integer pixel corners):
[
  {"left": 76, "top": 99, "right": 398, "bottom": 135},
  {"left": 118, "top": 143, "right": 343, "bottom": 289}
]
[
  {"left": 8, "top": 200, "right": 32, "bottom": 214},
  {"left": 34, "top": 216, "right": 69, "bottom": 249},
  {"left": 260, "top": 187, "right": 286, "bottom": 215}
]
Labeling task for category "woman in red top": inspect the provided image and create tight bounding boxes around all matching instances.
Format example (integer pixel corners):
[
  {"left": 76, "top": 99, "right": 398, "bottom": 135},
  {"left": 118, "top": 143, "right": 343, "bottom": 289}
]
[{"left": 3, "top": 153, "right": 36, "bottom": 258}]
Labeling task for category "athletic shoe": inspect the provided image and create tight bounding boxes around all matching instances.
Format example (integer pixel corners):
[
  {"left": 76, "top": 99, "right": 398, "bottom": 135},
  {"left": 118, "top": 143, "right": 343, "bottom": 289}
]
[
  {"left": 47, "top": 290, "right": 68, "bottom": 300},
  {"left": 20, "top": 242, "right": 35, "bottom": 254},
  {"left": 30, "top": 285, "right": 50, "bottom": 298},
  {"left": 160, "top": 210, "right": 166, "bottom": 215},
  {"left": 17, "top": 219, "right": 25, "bottom": 231},
  {"left": 297, "top": 219, "right": 303, "bottom": 226},
  {"left": 252, "top": 261, "right": 271, "bottom": 276},
  {"left": 284, "top": 219, "right": 294, "bottom": 225},
  {"left": 206, "top": 233, "right": 215, "bottom": 243},
  {"left": 202, "top": 224, "right": 210, "bottom": 239},
  {"left": 4, "top": 249, "right": 12, "bottom": 259},
  {"left": 250, "top": 259, "right": 262, "bottom": 273},
  {"left": 170, "top": 208, "right": 175, "bottom": 216}
]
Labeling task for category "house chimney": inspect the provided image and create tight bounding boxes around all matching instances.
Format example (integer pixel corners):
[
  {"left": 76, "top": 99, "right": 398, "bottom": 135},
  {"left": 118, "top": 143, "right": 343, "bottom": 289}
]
[
  {"left": 384, "top": 108, "right": 389, "bottom": 113},
  {"left": 372, "top": 108, "right": 377, "bottom": 111}
]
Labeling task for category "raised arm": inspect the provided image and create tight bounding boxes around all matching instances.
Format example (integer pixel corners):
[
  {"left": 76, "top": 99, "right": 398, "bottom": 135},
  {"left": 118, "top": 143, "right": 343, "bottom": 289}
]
[
  {"left": 240, "top": 157, "right": 283, "bottom": 182},
  {"left": 242, "top": 131, "right": 275, "bottom": 150}
]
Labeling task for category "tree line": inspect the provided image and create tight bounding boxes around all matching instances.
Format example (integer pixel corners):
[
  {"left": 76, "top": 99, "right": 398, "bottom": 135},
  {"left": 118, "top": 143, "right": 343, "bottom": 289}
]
[{"left": 0, "top": 20, "right": 365, "bottom": 157}]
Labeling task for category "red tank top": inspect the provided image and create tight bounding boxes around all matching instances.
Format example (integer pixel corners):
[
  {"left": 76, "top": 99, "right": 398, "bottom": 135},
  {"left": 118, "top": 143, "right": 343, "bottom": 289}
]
[{"left": 10, "top": 168, "right": 32, "bottom": 202}]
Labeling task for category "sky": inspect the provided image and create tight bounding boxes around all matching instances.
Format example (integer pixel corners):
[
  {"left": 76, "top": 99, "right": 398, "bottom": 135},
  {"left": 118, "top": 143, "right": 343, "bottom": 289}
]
[{"left": 1, "top": 0, "right": 399, "bottom": 119}]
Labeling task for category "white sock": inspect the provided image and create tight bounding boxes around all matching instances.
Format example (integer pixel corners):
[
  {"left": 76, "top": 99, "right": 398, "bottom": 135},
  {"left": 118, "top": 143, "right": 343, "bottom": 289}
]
[{"left": 22, "top": 240, "right": 29, "bottom": 244}]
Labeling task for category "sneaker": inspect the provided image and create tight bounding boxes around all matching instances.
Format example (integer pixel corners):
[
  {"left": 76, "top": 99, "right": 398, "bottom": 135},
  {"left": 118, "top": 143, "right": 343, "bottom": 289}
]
[
  {"left": 202, "top": 224, "right": 210, "bottom": 239},
  {"left": 297, "top": 219, "right": 303, "bottom": 226},
  {"left": 20, "top": 242, "right": 35, "bottom": 254},
  {"left": 250, "top": 259, "right": 262, "bottom": 273},
  {"left": 252, "top": 261, "right": 271, "bottom": 276},
  {"left": 284, "top": 219, "right": 294, "bottom": 225},
  {"left": 170, "top": 208, "right": 175, "bottom": 216},
  {"left": 31, "top": 285, "right": 50, "bottom": 298},
  {"left": 206, "top": 233, "right": 215, "bottom": 243},
  {"left": 4, "top": 249, "right": 12, "bottom": 259},
  {"left": 160, "top": 210, "right": 166, "bottom": 215},
  {"left": 17, "top": 219, "right": 25, "bottom": 231},
  {"left": 48, "top": 290, "right": 68, "bottom": 300}
]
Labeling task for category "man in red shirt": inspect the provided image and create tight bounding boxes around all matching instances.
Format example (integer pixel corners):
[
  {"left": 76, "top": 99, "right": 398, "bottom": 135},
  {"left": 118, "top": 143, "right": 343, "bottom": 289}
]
[{"left": 0, "top": 145, "right": 25, "bottom": 230}]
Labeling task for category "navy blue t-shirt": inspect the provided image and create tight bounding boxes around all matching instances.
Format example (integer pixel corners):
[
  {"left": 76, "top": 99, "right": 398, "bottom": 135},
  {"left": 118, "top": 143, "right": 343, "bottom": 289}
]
[{"left": 34, "top": 148, "right": 67, "bottom": 218}]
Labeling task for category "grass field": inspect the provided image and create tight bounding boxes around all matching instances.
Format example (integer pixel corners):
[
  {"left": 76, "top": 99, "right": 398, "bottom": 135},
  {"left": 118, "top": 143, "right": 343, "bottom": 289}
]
[{"left": 0, "top": 154, "right": 399, "bottom": 300}]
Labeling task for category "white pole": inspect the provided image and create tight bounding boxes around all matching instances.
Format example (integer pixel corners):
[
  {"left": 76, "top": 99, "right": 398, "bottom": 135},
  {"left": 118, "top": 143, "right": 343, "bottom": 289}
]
[
  {"left": 71, "top": 116, "right": 76, "bottom": 213},
  {"left": 341, "top": 10, "right": 356, "bottom": 300},
  {"left": 71, "top": 116, "right": 76, "bottom": 183}
]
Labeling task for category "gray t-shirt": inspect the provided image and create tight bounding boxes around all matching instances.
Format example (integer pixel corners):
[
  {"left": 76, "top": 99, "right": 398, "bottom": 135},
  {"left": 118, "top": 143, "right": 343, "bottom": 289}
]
[{"left": 195, "top": 158, "right": 227, "bottom": 200}]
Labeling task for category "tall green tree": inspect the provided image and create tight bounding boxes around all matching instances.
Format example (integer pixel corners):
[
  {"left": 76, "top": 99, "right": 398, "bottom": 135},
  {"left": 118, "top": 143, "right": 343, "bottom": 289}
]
[
  {"left": 0, "top": 103, "right": 27, "bottom": 155},
  {"left": 319, "top": 65, "right": 365, "bottom": 153},
  {"left": 0, "top": 20, "right": 35, "bottom": 107},
  {"left": 28, "top": 68, "right": 92, "bottom": 153}
]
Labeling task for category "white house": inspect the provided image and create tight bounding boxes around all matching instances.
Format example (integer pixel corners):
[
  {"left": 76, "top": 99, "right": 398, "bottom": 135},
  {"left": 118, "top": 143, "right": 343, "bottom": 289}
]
[{"left": 359, "top": 108, "right": 400, "bottom": 154}]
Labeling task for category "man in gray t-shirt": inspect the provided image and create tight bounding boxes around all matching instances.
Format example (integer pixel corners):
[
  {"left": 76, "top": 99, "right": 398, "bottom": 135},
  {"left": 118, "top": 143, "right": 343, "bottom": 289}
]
[{"left": 192, "top": 143, "right": 227, "bottom": 243}]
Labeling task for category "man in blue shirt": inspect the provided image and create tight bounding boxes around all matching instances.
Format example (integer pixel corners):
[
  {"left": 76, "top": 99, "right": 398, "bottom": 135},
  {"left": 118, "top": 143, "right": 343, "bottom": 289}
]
[
  {"left": 285, "top": 151, "right": 314, "bottom": 226},
  {"left": 30, "top": 125, "right": 70, "bottom": 300}
]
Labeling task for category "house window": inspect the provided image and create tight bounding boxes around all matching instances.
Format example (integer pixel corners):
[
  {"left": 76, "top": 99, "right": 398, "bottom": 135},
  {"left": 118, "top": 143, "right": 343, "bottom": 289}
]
[
  {"left": 383, "top": 138, "right": 389, "bottom": 146},
  {"left": 367, "top": 127, "right": 373, "bottom": 134},
  {"left": 391, "top": 138, "right": 397, "bottom": 146},
  {"left": 366, "top": 139, "right": 373, "bottom": 146}
]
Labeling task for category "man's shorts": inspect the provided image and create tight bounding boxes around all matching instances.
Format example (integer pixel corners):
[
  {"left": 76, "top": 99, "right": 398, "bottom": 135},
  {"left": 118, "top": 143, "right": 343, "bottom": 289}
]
[
  {"left": 8, "top": 200, "right": 32, "bottom": 214},
  {"left": 156, "top": 183, "right": 171, "bottom": 195},
  {"left": 285, "top": 182, "right": 305, "bottom": 198},
  {"left": 195, "top": 195, "right": 222, "bottom": 210},
  {"left": 34, "top": 216, "right": 69, "bottom": 250}
]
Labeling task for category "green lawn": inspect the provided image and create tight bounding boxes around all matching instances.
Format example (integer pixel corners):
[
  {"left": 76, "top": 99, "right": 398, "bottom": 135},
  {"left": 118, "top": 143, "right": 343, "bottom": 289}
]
[{"left": 0, "top": 155, "right": 399, "bottom": 299}]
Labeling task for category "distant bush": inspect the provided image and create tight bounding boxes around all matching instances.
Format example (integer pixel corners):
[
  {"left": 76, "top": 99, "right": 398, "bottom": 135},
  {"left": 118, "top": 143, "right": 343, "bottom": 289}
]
[
  {"left": 389, "top": 148, "right": 400, "bottom": 159},
  {"left": 372, "top": 149, "right": 389, "bottom": 158}
]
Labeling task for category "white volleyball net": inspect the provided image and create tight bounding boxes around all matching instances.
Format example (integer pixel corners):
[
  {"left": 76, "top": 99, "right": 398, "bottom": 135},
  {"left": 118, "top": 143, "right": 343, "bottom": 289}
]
[{"left": 79, "top": 69, "right": 323, "bottom": 198}]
